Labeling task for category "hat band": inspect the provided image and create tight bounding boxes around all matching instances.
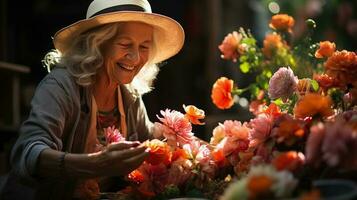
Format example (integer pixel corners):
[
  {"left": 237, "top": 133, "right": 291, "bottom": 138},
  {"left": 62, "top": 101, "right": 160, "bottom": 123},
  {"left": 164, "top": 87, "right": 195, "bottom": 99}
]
[{"left": 89, "top": 4, "right": 146, "bottom": 18}]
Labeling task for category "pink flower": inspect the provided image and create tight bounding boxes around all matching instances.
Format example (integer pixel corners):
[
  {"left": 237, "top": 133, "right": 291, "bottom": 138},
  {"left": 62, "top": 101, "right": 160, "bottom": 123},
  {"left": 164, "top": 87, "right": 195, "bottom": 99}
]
[
  {"left": 196, "top": 145, "right": 217, "bottom": 178},
  {"left": 249, "top": 114, "right": 274, "bottom": 146},
  {"left": 156, "top": 109, "right": 193, "bottom": 147},
  {"left": 268, "top": 67, "right": 298, "bottom": 101},
  {"left": 218, "top": 120, "right": 251, "bottom": 156},
  {"left": 104, "top": 126, "right": 125, "bottom": 144},
  {"left": 218, "top": 31, "right": 243, "bottom": 62},
  {"left": 305, "top": 123, "right": 325, "bottom": 166}
]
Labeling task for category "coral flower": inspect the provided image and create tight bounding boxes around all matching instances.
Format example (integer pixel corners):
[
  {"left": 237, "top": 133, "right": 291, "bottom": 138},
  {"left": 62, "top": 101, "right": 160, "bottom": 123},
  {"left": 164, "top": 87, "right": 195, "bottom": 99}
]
[
  {"left": 272, "top": 151, "right": 305, "bottom": 172},
  {"left": 269, "top": 14, "right": 295, "bottom": 33},
  {"left": 211, "top": 77, "right": 235, "bottom": 109},
  {"left": 324, "top": 50, "right": 357, "bottom": 87},
  {"left": 315, "top": 41, "right": 336, "bottom": 58},
  {"left": 262, "top": 33, "right": 285, "bottom": 58},
  {"left": 218, "top": 31, "right": 243, "bottom": 62},
  {"left": 293, "top": 93, "right": 334, "bottom": 119},
  {"left": 183, "top": 104, "right": 205, "bottom": 125},
  {"left": 144, "top": 139, "right": 172, "bottom": 165},
  {"left": 272, "top": 114, "right": 305, "bottom": 146},
  {"left": 268, "top": 67, "right": 298, "bottom": 101}
]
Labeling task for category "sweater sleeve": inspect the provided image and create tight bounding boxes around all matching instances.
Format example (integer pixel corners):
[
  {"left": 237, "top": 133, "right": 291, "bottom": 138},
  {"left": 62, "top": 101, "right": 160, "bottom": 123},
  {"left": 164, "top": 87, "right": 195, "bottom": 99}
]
[{"left": 10, "top": 71, "right": 75, "bottom": 184}]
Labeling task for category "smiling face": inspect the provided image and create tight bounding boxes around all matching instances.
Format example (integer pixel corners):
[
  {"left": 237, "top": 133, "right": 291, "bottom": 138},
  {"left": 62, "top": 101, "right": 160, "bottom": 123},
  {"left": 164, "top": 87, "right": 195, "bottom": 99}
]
[{"left": 102, "top": 22, "right": 153, "bottom": 85}]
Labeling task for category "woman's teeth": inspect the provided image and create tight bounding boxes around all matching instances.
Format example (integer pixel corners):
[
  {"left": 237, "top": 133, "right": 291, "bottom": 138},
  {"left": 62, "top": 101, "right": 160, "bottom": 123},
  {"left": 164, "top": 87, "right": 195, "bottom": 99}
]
[{"left": 119, "top": 64, "right": 135, "bottom": 70}]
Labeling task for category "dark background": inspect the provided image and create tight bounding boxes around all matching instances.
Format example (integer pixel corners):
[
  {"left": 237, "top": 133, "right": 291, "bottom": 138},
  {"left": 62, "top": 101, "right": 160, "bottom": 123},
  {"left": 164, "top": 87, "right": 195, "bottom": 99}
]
[{"left": 0, "top": 0, "right": 356, "bottom": 175}]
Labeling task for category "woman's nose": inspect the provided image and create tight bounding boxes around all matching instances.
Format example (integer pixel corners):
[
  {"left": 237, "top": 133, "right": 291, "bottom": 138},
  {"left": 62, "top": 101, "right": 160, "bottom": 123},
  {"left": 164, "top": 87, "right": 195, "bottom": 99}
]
[{"left": 125, "top": 49, "right": 140, "bottom": 63}]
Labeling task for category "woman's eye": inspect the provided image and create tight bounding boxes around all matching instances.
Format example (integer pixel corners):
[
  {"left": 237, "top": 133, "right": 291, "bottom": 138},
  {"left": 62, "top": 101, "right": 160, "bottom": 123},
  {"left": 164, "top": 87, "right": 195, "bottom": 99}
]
[{"left": 140, "top": 45, "right": 149, "bottom": 50}]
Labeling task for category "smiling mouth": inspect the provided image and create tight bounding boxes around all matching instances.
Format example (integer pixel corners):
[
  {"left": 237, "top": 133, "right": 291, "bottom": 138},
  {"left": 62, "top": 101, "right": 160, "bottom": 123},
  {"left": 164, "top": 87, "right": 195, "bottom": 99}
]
[{"left": 118, "top": 63, "right": 135, "bottom": 71}]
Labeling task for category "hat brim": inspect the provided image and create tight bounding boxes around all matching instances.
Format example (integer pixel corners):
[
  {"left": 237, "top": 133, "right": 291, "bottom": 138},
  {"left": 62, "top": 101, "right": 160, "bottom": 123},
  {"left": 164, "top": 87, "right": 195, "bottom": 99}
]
[{"left": 53, "top": 11, "right": 185, "bottom": 64}]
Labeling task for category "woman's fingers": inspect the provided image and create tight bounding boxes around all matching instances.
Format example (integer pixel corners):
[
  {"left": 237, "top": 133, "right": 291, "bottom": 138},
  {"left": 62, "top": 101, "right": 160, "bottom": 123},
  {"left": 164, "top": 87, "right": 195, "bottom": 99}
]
[
  {"left": 123, "top": 150, "right": 149, "bottom": 169},
  {"left": 110, "top": 145, "right": 148, "bottom": 160},
  {"left": 107, "top": 141, "right": 140, "bottom": 151}
]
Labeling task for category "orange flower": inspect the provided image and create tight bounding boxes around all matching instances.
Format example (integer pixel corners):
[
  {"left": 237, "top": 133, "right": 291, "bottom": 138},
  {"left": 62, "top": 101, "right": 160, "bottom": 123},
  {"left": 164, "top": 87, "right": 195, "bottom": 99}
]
[
  {"left": 313, "top": 73, "right": 337, "bottom": 92},
  {"left": 262, "top": 33, "right": 285, "bottom": 58},
  {"left": 171, "top": 147, "right": 189, "bottom": 162},
  {"left": 273, "top": 115, "right": 305, "bottom": 146},
  {"left": 128, "top": 170, "right": 145, "bottom": 183},
  {"left": 324, "top": 50, "right": 357, "bottom": 87},
  {"left": 75, "top": 179, "right": 100, "bottom": 200},
  {"left": 294, "top": 93, "right": 334, "bottom": 119},
  {"left": 263, "top": 103, "right": 282, "bottom": 119},
  {"left": 218, "top": 31, "right": 243, "bottom": 62},
  {"left": 315, "top": 41, "right": 336, "bottom": 58},
  {"left": 144, "top": 139, "right": 171, "bottom": 165},
  {"left": 211, "top": 149, "right": 228, "bottom": 168},
  {"left": 247, "top": 175, "right": 274, "bottom": 199},
  {"left": 183, "top": 104, "right": 205, "bottom": 125},
  {"left": 269, "top": 14, "right": 295, "bottom": 33},
  {"left": 211, "top": 77, "right": 234, "bottom": 109},
  {"left": 272, "top": 151, "right": 305, "bottom": 172}
]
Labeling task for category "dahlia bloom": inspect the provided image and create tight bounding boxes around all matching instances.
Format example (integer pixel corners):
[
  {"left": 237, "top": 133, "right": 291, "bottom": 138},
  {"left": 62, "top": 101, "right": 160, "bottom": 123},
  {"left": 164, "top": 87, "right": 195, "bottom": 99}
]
[
  {"left": 211, "top": 77, "right": 235, "bottom": 109},
  {"left": 156, "top": 109, "right": 193, "bottom": 147},
  {"left": 269, "top": 14, "right": 295, "bottom": 33},
  {"left": 104, "top": 126, "right": 125, "bottom": 144},
  {"left": 183, "top": 104, "right": 205, "bottom": 125},
  {"left": 315, "top": 41, "right": 336, "bottom": 58},
  {"left": 268, "top": 67, "right": 298, "bottom": 101},
  {"left": 218, "top": 31, "right": 243, "bottom": 62}
]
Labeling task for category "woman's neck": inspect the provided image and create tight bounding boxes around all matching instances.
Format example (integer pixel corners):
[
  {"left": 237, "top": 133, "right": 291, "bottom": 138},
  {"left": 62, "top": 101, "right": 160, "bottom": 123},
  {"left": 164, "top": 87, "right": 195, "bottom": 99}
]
[{"left": 93, "top": 70, "right": 118, "bottom": 112}]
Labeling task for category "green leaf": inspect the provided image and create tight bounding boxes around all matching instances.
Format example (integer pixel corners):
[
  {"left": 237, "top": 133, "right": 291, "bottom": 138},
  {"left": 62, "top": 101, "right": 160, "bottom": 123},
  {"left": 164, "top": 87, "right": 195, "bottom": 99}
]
[
  {"left": 240, "top": 62, "right": 250, "bottom": 73},
  {"left": 310, "top": 80, "right": 319, "bottom": 92}
]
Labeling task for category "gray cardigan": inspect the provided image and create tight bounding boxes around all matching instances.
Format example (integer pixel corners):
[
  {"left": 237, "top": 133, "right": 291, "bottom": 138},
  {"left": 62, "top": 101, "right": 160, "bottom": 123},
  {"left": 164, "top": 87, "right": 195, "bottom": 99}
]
[{"left": 9, "top": 67, "right": 154, "bottom": 199}]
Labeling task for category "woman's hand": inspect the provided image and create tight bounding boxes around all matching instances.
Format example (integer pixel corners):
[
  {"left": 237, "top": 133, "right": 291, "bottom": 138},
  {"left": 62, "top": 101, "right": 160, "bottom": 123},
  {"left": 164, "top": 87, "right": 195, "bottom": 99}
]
[{"left": 91, "top": 141, "right": 149, "bottom": 176}]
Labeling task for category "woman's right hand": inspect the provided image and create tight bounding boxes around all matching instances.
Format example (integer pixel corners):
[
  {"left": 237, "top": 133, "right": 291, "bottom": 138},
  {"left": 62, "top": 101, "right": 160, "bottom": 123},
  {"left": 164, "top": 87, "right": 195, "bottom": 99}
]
[{"left": 91, "top": 141, "right": 149, "bottom": 176}]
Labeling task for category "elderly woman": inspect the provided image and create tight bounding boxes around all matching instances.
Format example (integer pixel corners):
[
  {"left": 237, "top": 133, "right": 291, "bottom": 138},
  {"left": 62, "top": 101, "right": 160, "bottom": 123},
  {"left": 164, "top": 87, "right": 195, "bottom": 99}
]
[{"left": 6, "top": 0, "right": 184, "bottom": 199}]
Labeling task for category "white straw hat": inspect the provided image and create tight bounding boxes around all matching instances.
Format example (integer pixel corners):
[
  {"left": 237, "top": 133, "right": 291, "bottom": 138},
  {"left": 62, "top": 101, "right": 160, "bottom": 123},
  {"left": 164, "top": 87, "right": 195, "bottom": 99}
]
[{"left": 53, "top": 0, "right": 185, "bottom": 63}]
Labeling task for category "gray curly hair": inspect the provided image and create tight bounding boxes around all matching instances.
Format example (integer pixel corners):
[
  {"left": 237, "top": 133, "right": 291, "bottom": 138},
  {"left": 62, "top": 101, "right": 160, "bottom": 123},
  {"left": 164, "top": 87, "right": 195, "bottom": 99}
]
[{"left": 42, "top": 22, "right": 159, "bottom": 94}]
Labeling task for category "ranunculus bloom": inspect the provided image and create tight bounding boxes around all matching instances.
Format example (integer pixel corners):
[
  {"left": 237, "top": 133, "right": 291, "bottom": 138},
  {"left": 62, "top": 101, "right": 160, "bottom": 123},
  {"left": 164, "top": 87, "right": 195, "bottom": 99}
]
[
  {"left": 315, "top": 41, "right": 336, "bottom": 58},
  {"left": 263, "top": 103, "right": 282, "bottom": 119},
  {"left": 313, "top": 73, "right": 338, "bottom": 92},
  {"left": 220, "top": 120, "right": 251, "bottom": 156},
  {"left": 156, "top": 109, "right": 193, "bottom": 147},
  {"left": 144, "top": 139, "right": 172, "bottom": 165},
  {"left": 104, "top": 126, "right": 125, "bottom": 144},
  {"left": 183, "top": 104, "right": 205, "bottom": 125},
  {"left": 269, "top": 14, "right": 295, "bottom": 33},
  {"left": 268, "top": 67, "right": 298, "bottom": 101},
  {"left": 262, "top": 33, "right": 285, "bottom": 58},
  {"left": 272, "top": 151, "right": 305, "bottom": 172},
  {"left": 218, "top": 31, "right": 243, "bottom": 62},
  {"left": 293, "top": 93, "right": 334, "bottom": 119},
  {"left": 211, "top": 77, "right": 235, "bottom": 109},
  {"left": 324, "top": 50, "right": 357, "bottom": 88}
]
